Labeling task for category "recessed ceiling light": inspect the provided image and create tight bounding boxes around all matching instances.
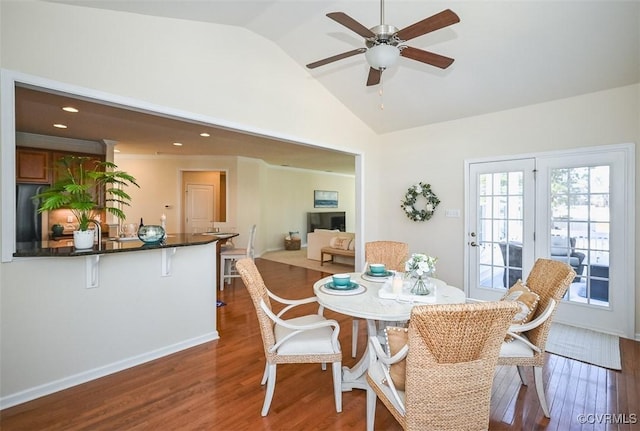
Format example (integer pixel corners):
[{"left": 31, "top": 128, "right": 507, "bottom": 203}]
[
  {"left": 62, "top": 106, "right": 79, "bottom": 113},
  {"left": 200, "top": 132, "right": 210, "bottom": 137},
  {"left": 114, "top": 149, "right": 121, "bottom": 153},
  {"left": 173, "top": 142, "right": 183, "bottom": 146},
  {"left": 53, "top": 123, "right": 67, "bottom": 129}
]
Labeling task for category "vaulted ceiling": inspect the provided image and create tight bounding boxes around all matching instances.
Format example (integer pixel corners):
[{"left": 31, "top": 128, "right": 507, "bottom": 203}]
[
  {"left": 18, "top": 1, "right": 639, "bottom": 174},
  {"left": 49, "top": 1, "right": 639, "bottom": 133}
]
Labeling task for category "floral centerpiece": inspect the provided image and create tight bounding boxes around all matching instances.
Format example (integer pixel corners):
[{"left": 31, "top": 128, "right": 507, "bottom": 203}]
[{"left": 405, "top": 253, "right": 438, "bottom": 295}]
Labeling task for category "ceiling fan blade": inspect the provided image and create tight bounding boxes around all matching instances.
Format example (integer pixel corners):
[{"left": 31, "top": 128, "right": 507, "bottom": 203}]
[
  {"left": 396, "top": 9, "right": 460, "bottom": 42},
  {"left": 366, "top": 68, "right": 381, "bottom": 86},
  {"left": 306, "top": 48, "right": 366, "bottom": 69},
  {"left": 327, "top": 12, "right": 376, "bottom": 38},
  {"left": 400, "top": 46, "right": 455, "bottom": 69}
]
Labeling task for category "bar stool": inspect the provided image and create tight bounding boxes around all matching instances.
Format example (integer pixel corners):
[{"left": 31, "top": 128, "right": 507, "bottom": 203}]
[{"left": 219, "top": 224, "right": 256, "bottom": 290}]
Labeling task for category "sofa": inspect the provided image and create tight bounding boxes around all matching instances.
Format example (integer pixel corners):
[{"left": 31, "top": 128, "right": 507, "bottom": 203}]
[{"left": 306, "top": 229, "right": 355, "bottom": 263}]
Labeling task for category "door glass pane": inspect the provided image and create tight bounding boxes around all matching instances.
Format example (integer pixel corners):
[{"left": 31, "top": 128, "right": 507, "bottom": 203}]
[
  {"left": 550, "top": 165, "right": 610, "bottom": 307},
  {"left": 478, "top": 171, "right": 524, "bottom": 289}
]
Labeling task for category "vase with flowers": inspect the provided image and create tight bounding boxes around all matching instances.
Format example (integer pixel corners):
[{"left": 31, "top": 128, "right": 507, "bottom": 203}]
[{"left": 405, "top": 253, "right": 438, "bottom": 295}]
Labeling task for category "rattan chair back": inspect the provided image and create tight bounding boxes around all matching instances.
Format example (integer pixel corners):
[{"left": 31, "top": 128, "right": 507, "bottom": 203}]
[
  {"left": 520, "top": 258, "right": 575, "bottom": 354},
  {"left": 365, "top": 241, "right": 409, "bottom": 272},
  {"left": 403, "top": 301, "right": 518, "bottom": 430},
  {"left": 236, "top": 258, "right": 276, "bottom": 355}
]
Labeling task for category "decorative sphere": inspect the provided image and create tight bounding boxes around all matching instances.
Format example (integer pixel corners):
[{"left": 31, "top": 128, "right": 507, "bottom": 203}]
[{"left": 137, "top": 225, "right": 166, "bottom": 243}]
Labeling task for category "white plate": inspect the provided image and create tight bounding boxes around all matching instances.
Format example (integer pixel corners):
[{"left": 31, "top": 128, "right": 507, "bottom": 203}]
[
  {"left": 319, "top": 284, "right": 366, "bottom": 296},
  {"left": 361, "top": 272, "right": 393, "bottom": 282}
]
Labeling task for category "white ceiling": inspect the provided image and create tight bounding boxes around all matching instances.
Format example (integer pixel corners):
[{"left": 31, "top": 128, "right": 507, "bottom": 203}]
[
  {"left": 49, "top": 0, "right": 639, "bottom": 134},
  {"left": 15, "top": 86, "right": 359, "bottom": 174},
  {"left": 20, "top": 1, "right": 639, "bottom": 174}
]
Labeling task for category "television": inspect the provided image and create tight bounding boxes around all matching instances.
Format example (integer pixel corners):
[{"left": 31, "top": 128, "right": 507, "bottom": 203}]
[{"left": 307, "top": 211, "right": 346, "bottom": 233}]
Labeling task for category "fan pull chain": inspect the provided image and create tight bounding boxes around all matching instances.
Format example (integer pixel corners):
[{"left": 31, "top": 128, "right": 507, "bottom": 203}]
[{"left": 379, "top": 72, "right": 385, "bottom": 110}]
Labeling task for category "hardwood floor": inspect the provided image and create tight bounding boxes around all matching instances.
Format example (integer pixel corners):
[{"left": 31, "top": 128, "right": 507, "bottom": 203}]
[{"left": 1, "top": 258, "right": 638, "bottom": 430}]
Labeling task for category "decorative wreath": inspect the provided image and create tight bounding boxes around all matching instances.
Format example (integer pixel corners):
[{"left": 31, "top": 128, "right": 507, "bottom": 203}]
[{"left": 401, "top": 182, "right": 440, "bottom": 222}]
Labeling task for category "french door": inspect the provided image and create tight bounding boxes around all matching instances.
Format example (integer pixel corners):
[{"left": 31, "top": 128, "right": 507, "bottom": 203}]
[
  {"left": 467, "top": 159, "right": 535, "bottom": 300},
  {"left": 466, "top": 145, "right": 634, "bottom": 337}
]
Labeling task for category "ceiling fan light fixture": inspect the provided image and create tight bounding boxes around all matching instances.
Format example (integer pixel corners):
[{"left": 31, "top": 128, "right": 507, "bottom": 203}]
[{"left": 365, "top": 43, "right": 399, "bottom": 70}]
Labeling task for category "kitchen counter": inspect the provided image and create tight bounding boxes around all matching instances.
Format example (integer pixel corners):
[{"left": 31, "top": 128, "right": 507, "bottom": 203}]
[{"left": 13, "top": 232, "right": 238, "bottom": 258}]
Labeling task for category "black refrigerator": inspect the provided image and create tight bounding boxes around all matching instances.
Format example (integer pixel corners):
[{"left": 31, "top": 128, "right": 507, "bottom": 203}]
[{"left": 16, "top": 183, "right": 47, "bottom": 243}]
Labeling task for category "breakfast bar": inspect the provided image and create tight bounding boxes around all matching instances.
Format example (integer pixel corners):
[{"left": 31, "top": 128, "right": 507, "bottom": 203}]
[{"left": 2, "top": 233, "right": 232, "bottom": 407}]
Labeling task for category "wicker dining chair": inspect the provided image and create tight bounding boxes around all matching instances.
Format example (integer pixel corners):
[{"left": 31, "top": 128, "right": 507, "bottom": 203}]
[
  {"left": 235, "top": 258, "right": 343, "bottom": 416},
  {"left": 365, "top": 241, "right": 409, "bottom": 273},
  {"left": 351, "top": 241, "right": 410, "bottom": 357},
  {"left": 498, "top": 258, "right": 575, "bottom": 418},
  {"left": 366, "top": 301, "right": 519, "bottom": 431}
]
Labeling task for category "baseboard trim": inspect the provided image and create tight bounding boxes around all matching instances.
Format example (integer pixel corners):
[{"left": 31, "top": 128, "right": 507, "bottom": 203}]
[{"left": 0, "top": 331, "right": 219, "bottom": 410}]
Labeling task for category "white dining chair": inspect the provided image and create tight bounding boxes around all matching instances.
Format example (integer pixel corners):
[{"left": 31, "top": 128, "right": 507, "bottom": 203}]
[
  {"left": 219, "top": 224, "right": 256, "bottom": 290},
  {"left": 235, "top": 258, "right": 342, "bottom": 416}
]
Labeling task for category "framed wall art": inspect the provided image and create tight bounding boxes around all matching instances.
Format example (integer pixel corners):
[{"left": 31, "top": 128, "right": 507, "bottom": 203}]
[{"left": 314, "top": 190, "right": 338, "bottom": 208}]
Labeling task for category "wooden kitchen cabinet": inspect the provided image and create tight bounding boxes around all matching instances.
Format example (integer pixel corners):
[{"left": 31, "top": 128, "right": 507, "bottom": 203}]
[
  {"left": 51, "top": 152, "right": 104, "bottom": 179},
  {"left": 16, "top": 148, "right": 51, "bottom": 183}
]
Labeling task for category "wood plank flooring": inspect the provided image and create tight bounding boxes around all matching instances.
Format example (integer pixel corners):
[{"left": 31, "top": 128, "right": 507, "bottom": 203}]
[{"left": 1, "top": 258, "right": 638, "bottom": 430}]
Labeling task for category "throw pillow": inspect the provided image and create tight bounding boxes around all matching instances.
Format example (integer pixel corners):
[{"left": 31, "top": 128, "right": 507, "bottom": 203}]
[
  {"left": 289, "top": 231, "right": 300, "bottom": 240},
  {"left": 329, "top": 236, "right": 351, "bottom": 250},
  {"left": 384, "top": 326, "right": 408, "bottom": 391},
  {"left": 501, "top": 279, "right": 540, "bottom": 341},
  {"left": 348, "top": 238, "right": 355, "bottom": 251}
]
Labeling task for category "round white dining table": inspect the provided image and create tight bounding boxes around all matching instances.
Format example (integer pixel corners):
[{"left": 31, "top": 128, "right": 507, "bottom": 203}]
[{"left": 313, "top": 272, "right": 466, "bottom": 391}]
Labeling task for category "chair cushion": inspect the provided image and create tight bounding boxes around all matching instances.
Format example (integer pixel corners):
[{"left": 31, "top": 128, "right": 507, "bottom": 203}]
[
  {"left": 274, "top": 315, "right": 338, "bottom": 355},
  {"left": 550, "top": 235, "right": 570, "bottom": 256},
  {"left": 368, "top": 354, "right": 406, "bottom": 414},
  {"left": 385, "top": 326, "right": 408, "bottom": 391},
  {"left": 500, "top": 280, "right": 540, "bottom": 341},
  {"left": 329, "top": 236, "right": 352, "bottom": 250},
  {"left": 499, "top": 334, "right": 536, "bottom": 358}
]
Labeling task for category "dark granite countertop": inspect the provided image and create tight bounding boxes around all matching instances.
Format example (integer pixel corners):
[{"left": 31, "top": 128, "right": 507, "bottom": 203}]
[{"left": 13, "top": 232, "right": 238, "bottom": 258}]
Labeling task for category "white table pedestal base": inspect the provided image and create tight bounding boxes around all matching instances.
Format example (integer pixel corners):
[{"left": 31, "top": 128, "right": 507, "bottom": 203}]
[{"left": 341, "top": 319, "right": 379, "bottom": 391}]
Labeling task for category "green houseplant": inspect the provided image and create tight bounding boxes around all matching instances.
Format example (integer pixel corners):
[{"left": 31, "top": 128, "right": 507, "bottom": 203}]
[{"left": 36, "top": 155, "right": 139, "bottom": 247}]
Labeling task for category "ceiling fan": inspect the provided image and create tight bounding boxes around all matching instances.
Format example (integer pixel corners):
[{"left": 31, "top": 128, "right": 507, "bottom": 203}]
[{"left": 306, "top": 0, "right": 460, "bottom": 86}]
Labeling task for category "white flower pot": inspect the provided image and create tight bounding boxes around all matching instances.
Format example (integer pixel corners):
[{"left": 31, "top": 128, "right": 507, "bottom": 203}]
[{"left": 73, "top": 230, "right": 94, "bottom": 250}]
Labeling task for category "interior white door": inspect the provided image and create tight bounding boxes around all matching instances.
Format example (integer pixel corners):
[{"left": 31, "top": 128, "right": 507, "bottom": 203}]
[
  {"left": 467, "top": 159, "right": 536, "bottom": 301},
  {"left": 186, "top": 184, "right": 214, "bottom": 234},
  {"left": 535, "top": 147, "right": 634, "bottom": 337}
]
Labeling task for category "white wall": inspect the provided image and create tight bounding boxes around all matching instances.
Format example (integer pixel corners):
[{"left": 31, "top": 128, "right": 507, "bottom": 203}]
[
  {"left": 368, "top": 84, "right": 639, "bottom": 332},
  {"left": 114, "top": 155, "right": 240, "bottom": 235},
  {"left": 0, "top": 1, "right": 373, "bottom": 406},
  {"left": 264, "top": 166, "right": 356, "bottom": 250},
  {"left": 0, "top": 0, "right": 638, "bottom": 407},
  {"left": 113, "top": 153, "right": 357, "bottom": 253},
  {"left": 0, "top": 242, "right": 218, "bottom": 408},
  {"left": 0, "top": 1, "right": 376, "bottom": 150}
]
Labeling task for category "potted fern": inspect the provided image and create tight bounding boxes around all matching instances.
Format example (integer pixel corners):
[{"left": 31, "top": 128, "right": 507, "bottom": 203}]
[{"left": 36, "top": 155, "right": 139, "bottom": 249}]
